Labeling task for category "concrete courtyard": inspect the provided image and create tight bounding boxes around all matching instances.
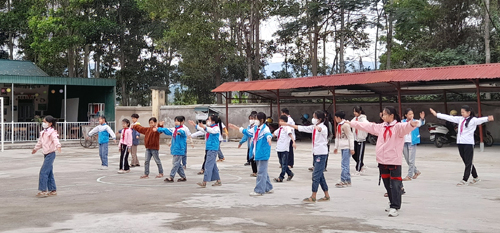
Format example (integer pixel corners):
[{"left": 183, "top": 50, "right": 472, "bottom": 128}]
[{"left": 1, "top": 141, "right": 500, "bottom": 233}]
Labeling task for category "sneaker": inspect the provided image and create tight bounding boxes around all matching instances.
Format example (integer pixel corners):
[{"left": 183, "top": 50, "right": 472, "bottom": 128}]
[
  {"left": 117, "top": 170, "right": 125, "bottom": 174},
  {"left": 402, "top": 176, "right": 412, "bottom": 181},
  {"left": 266, "top": 189, "right": 274, "bottom": 194},
  {"left": 457, "top": 180, "right": 468, "bottom": 186},
  {"left": 308, "top": 167, "right": 314, "bottom": 171},
  {"left": 353, "top": 171, "right": 361, "bottom": 176},
  {"left": 249, "top": 192, "right": 263, "bottom": 196},
  {"left": 244, "top": 162, "right": 250, "bottom": 166},
  {"left": 345, "top": 182, "right": 352, "bottom": 187},
  {"left": 250, "top": 173, "right": 257, "bottom": 177},
  {"left": 469, "top": 177, "right": 481, "bottom": 185},
  {"left": 99, "top": 166, "right": 108, "bottom": 170},
  {"left": 388, "top": 208, "right": 399, "bottom": 217}
]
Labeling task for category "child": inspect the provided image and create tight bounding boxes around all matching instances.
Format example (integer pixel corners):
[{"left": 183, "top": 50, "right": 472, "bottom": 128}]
[
  {"left": 132, "top": 117, "right": 164, "bottom": 179},
  {"left": 88, "top": 116, "right": 116, "bottom": 170},
  {"left": 230, "top": 112, "right": 273, "bottom": 196},
  {"left": 130, "top": 114, "right": 141, "bottom": 167},
  {"left": 273, "top": 115, "right": 296, "bottom": 182},
  {"left": 281, "top": 108, "right": 296, "bottom": 168},
  {"left": 156, "top": 116, "right": 188, "bottom": 182},
  {"left": 32, "top": 115, "right": 61, "bottom": 197},
  {"left": 239, "top": 113, "right": 258, "bottom": 177},
  {"left": 191, "top": 114, "right": 223, "bottom": 187},
  {"left": 190, "top": 127, "right": 208, "bottom": 175},
  {"left": 430, "top": 106, "right": 494, "bottom": 186},
  {"left": 333, "top": 111, "right": 355, "bottom": 188},
  {"left": 117, "top": 119, "right": 133, "bottom": 174},
  {"left": 350, "top": 106, "right": 420, "bottom": 217},
  {"left": 402, "top": 108, "right": 425, "bottom": 181},
  {"left": 281, "top": 110, "right": 330, "bottom": 203},
  {"left": 351, "top": 106, "right": 369, "bottom": 175}
]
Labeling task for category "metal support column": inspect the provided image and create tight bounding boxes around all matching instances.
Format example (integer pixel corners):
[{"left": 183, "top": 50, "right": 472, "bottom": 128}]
[
  {"left": 64, "top": 85, "right": 67, "bottom": 141},
  {"left": 397, "top": 82, "right": 402, "bottom": 117},
  {"left": 443, "top": 90, "right": 448, "bottom": 114},
  {"left": 276, "top": 89, "right": 281, "bottom": 117},
  {"left": 11, "top": 83, "right": 14, "bottom": 143},
  {"left": 475, "top": 80, "right": 484, "bottom": 151}
]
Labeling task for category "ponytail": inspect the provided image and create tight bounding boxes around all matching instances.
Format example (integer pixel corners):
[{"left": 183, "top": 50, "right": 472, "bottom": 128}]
[
  {"left": 462, "top": 105, "right": 476, "bottom": 128},
  {"left": 384, "top": 106, "right": 401, "bottom": 122},
  {"left": 209, "top": 114, "right": 223, "bottom": 132}
]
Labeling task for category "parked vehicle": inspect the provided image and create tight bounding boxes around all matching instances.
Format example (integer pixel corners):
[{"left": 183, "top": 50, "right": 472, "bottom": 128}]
[
  {"left": 367, "top": 133, "right": 378, "bottom": 145},
  {"left": 428, "top": 123, "right": 493, "bottom": 148}
]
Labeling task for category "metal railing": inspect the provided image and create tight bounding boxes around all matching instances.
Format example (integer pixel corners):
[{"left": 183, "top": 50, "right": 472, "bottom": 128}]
[{"left": 0, "top": 121, "right": 115, "bottom": 143}]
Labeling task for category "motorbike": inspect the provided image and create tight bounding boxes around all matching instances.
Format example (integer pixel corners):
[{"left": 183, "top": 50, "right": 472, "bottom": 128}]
[
  {"left": 367, "top": 133, "right": 378, "bottom": 145},
  {"left": 428, "top": 122, "right": 494, "bottom": 148}
]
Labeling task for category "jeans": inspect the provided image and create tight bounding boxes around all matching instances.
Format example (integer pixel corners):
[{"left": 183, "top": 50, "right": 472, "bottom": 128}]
[
  {"left": 278, "top": 152, "right": 293, "bottom": 180},
  {"left": 170, "top": 155, "right": 186, "bottom": 178},
  {"left": 204, "top": 150, "right": 220, "bottom": 182},
  {"left": 144, "top": 149, "right": 163, "bottom": 175},
  {"left": 182, "top": 148, "right": 187, "bottom": 167},
  {"left": 403, "top": 143, "right": 418, "bottom": 178},
  {"left": 217, "top": 142, "right": 224, "bottom": 160},
  {"left": 39, "top": 152, "right": 57, "bottom": 192},
  {"left": 379, "top": 164, "right": 402, "bottom": 209},
  {"left": 119, "top": 144, "right": 130, "bottom": 170},
  {"left": 458, "top": 144, "right": 478, "bottom": 181},
  {"left": 312, "top": 154, "right": 328, "bottom": 193},
  {"left": 255, "top": 160, "right": 273, "bottom": 194},
  {"left": 341, "top": 149, "right": 351, "bottom": 183},
  {"left": 99, "top": 143, "right": 108, "bottom": 167}
]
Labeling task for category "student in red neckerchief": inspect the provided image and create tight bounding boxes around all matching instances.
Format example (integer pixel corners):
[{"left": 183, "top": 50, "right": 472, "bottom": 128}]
[
  {"left": 430, "top": 106, "right": 494, "bottom": 186},
  {"left": 273, "top": 115, "right": 296, "bottom": 182},
  {"left": 282, "top": 110, "right": 330, "bottom": 203},
  {"left": 350, "top": 106, "right": 420, "bottom": 217}
]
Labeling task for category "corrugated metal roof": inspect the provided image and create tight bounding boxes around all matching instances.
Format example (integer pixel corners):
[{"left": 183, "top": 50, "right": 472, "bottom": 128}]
[
  {"left": 0, "top": 75, "right": 116, "bottom": 86},
  {"left": 0, "top": 59, "right": 49, "bottom": 76},
  {"left": 213, "top": 63, "right": 500, "bottom": 93}
]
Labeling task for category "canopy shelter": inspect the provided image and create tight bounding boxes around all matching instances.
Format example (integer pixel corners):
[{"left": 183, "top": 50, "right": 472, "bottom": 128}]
[{"left": 212, "top": 63, "right": 500, "bottom": 150}]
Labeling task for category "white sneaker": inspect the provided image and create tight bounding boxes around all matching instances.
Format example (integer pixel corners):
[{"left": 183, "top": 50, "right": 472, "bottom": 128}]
[
  {"left": 353, "top": 172, "right": 361, "bottom": 176},
  {"left": 99, "top": 166, "right": 108, "bottom": 170},
  {"left": 388, "top": 208, "right": 399, "bottom": 217},
  {"left": 457, "top": 180, "right": 468, "bottom": 186},
  {"left": 266, "top": 189, "right": 274, "bottom": 194},
  {"left": 469, "top": 178, "right": 481, "bottom": 185},
  {"left": 117, "top": 170, "right": 125, "bottom": 174},
  {"left": 249, "top": 192, "right": 263, "bottom": 196}
]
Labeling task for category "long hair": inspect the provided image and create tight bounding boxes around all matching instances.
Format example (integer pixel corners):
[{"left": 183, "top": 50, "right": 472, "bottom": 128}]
[
  {"left": 461, "top": 105, "right": 476, "bottom": 128},
  {"left": 122, "top": 118, "right": 131, "bottom": 127},
  {"left": 209, "top": 114, "right": 223, "bottom": 133},
  {"left": 404, "top": 108, "right": 413, "bottom": 120},
  {"left": 256, "top": 112, "right": 267, "bottom": 125},
  {"left": 384, "top": 106, "right": 401, "bottom": 122},
  {"left": 44, "top": 115, "right": 57, "bottom": 128},
  {"left": 353, "top": 106, "right": 365, "bottom": 115}
]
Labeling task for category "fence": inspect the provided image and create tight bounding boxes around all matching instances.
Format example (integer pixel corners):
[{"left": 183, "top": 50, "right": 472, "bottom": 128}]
[{"left": 0, "top": 121, "right": 115, "bottom": 143}]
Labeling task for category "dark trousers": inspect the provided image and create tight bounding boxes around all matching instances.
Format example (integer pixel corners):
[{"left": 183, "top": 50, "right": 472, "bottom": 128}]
[
  {"left": 352, "top": 141, "right": 366, "bottom": 172},
  {"left": 458, "top": 144, "right": 478, "bottom": 181},
  {"left": 247, "top": 148, "right": 257, "bottom": 173},
  {"left": 288, "top": 140, "right": 294, "bottom": 167},
  {"left": 246, "top": 147, "right": 251, "bottom": 163},
  {"left": 119, "top": 144, "right": 130, "bottom": 171},
  {"left": 201, "top": 150, "right": 207, "bottom": 170},
  {"left": 278, "top": 151, "right": 293, "bottom": 179},
  {"left": 379, "top": 164, "right": 402, "bottom": 210}
]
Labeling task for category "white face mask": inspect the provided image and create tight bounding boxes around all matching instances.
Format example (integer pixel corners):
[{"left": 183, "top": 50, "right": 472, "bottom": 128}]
[
  {"left": 254, "top": 120, "right": 261, "bottom": 126},
  {"left": 42, "top": 122, "right": 49, "bottom": 129},
  {"left": 206, "top": 121, "right": 212, "bottom": 126},
  {"left": 311, "top": 118, "right": 318, "bottom": 125}
]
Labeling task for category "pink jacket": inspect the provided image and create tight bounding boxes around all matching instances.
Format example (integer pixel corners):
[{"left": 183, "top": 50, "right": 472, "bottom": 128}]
[
  {"left": 34, "top": 128, "right": 61, "bottom": 154},
  {"left": 350, "top": 120, "right": 416, "bottom": 165},
  {"left": 118, "top": 127, "right": 133, "bottom": 148}
]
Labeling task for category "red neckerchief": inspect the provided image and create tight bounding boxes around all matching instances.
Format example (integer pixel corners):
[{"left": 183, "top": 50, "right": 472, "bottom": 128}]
[
  {"left": 122, "top": 128, "right": 127, "bottom": 140},
  {"left": 173, "top": 125, "right": 181, "bottom": 138},
  {"left": 460, "top": 117, "right": 468, "bottom": 135},
  {"left": 383, "top": 121, "right": 397, "bottom": 141},
  {"left": 337, "top": 121, "right": 344, "bottom": 138},
  {"left": 253, "top": 127, "right": 261, "bottom": 145},
  {"left": 355, "top": 117, "right": 359, "bottom": 135},
  {"left": 277, "top": 127, "right": 282, "bottom": 140},
  {"left": 313, "top": 127, "right": 316, "bottom": 147},
  {"left": 205, "top": 124, "right": 217, "bottom": 140}
]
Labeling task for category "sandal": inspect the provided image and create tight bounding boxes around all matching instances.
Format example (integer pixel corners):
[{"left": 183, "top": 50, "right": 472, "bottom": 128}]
[
  {"left": 273, "top": 178, "right": 283, "bottom": 182},
  {"left": 287, "top": 174, "right": 294, "bottom": 181},
  {"left": 155, "top": 173, "right": 164, "bottom": 178},
  {"left": 308, "top": 167, "right": 314, "bottom": 171},
  {"left": 384, "top": 193, "right": 388, "bottom": 197},
  {"left": 197, "top": 171, "right": 204, "bottom": 175},
  {"left": 48, "top": 191, "right": 57, "bottom": 196},
  {"left": 164, "top": 177, "right": 174, "bottom": 182},
  {"left": 335, "top": 182, "right": 347, "bottom": 188},
  {"left": 302, "top": 197, "right": 316, "bottom": 203},
  {"left": 212, "top": 181, "right": 222, "bottom": 186},
  {"left": 317, "top": 196, "right": 330, "bottom": 202},
  {"left": 140, "top": 175, "right": 149, "bottom": 179},
  {"left": 177, "top": 177, "right": 187, "bottom": 182},
  {"left": 36, "top": 192, "right": 49, "bottom": 198},
  {"left": 250, "top": 173, "right": 257, "bottom": 177},
  {"left": 197, "top": 182, "right": 206, "bottom": 188}
]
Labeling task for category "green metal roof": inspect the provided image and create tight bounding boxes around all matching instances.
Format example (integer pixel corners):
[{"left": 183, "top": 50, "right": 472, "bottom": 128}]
[
  {"left": 0, "top": 75, "right": 116, "bottom": 86},
  {"left": 0, "top": 59, "right": 49, "bottom": 76}
]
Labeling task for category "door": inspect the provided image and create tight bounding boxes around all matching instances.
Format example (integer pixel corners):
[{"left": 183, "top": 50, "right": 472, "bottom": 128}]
[{"left": 18, "top": 99, "right": 34, "bottom": 122}]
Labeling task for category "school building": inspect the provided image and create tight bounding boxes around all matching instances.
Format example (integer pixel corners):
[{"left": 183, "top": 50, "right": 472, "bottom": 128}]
[{"left": 0, "top": 59, "right": 116, "bottom": 142}]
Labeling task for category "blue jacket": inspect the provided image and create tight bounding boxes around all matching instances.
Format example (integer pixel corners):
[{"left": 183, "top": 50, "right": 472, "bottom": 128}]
[
  {"left": 196, "top": 124, "right": 220, "bottom": 151},
  {"left": 242, "top": 124, "right": 272, "bottom": 161},
  {"left": 157, "top": 126, "right": 187, "bottom": 156},
  {"left": 402, "top": 118, "right": 425, "bottom": 145},
  {"left": 88, "top": 123, "right": 116, "bottom": 144},
  {"left": 239, "top": 124, "right": 255, "bottom": 148},
  {"left": 132, "top": 123, "right": 140, "bottom": 145}
]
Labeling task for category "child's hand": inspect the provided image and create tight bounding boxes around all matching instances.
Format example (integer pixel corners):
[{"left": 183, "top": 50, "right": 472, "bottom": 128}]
[
  {"left": 31, "top": 149, "right": 37, "bottom": 154},
  {"left": 334, "top": 149, "right": 338, "bottom": 154},
  {"left": 488, "top": 115, "right": 494, "bottom": 121},
  {"left": 159, "top": 121, "right": 165, "bottom": 126},
  {"left": 314, "top": 126, "right": 322, "bottom": 132},
  {"left": 153, "top": 127, "right": 158, "bottom": 132},
  {"left": 429, "top": 108, "right": 437, "bottom": 116},
  {"left": 114, "top": 139, "right": 117, "bottom": 144},
  {"left": 119, "top": 147, "right": 121, "bottom": 152},
  {"left": 188, "top": 120, "right": 196, "bottom": 126},
  {"left": 228, "top": 123, "right": 239, "bottom": 129},
  {"left": 410, "top": 120, "right": 419, "bottom": 127},
  {"left": 168, "top": 143, "right": 172, "bottom": 147},
  {"left": 136, "top": 136, "right": 140, "bottom": 139},
  {"left": 350, "top": 150, "right": 355, "bottom": 155},
  {"left": 57, "top": 148, "right": 61, "bottom": 153},
  {"left": 238, "top": 143, "right": 242, "bottom": 149},
  {"left": 191, "top": 144, "right": 195, "bottom": 148},
  {"left": 177, "top": 132, "right": 181, "bottom": 135},
  {"left": 128, "top": 148, "right": 131, "bottom": 153},
  {"left": 267, "top": 138, "right": 272, "bottom": 146},
  {"left": 292, "top": 142, "right": 297, "bottom": 149}
]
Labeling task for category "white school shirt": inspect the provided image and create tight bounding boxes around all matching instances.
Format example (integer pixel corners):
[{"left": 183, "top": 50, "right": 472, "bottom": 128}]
[
  {"left": 298, "top": 122, "right": 328, "bottom": 155},
  {"left": 274, "top": 126, "right": 292, "bottom": 152},
  {"left": 437, "top": 113, "right": 489, "bottom": 145},
  {"left": 219, "top": 123, "right": 226, "bottom": 141},
  {"left": 181, "top": 125, "right": 192, "bottom": 136},
  {"left": 287, "top": 116, "right": 296, "bottom": 140}
]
